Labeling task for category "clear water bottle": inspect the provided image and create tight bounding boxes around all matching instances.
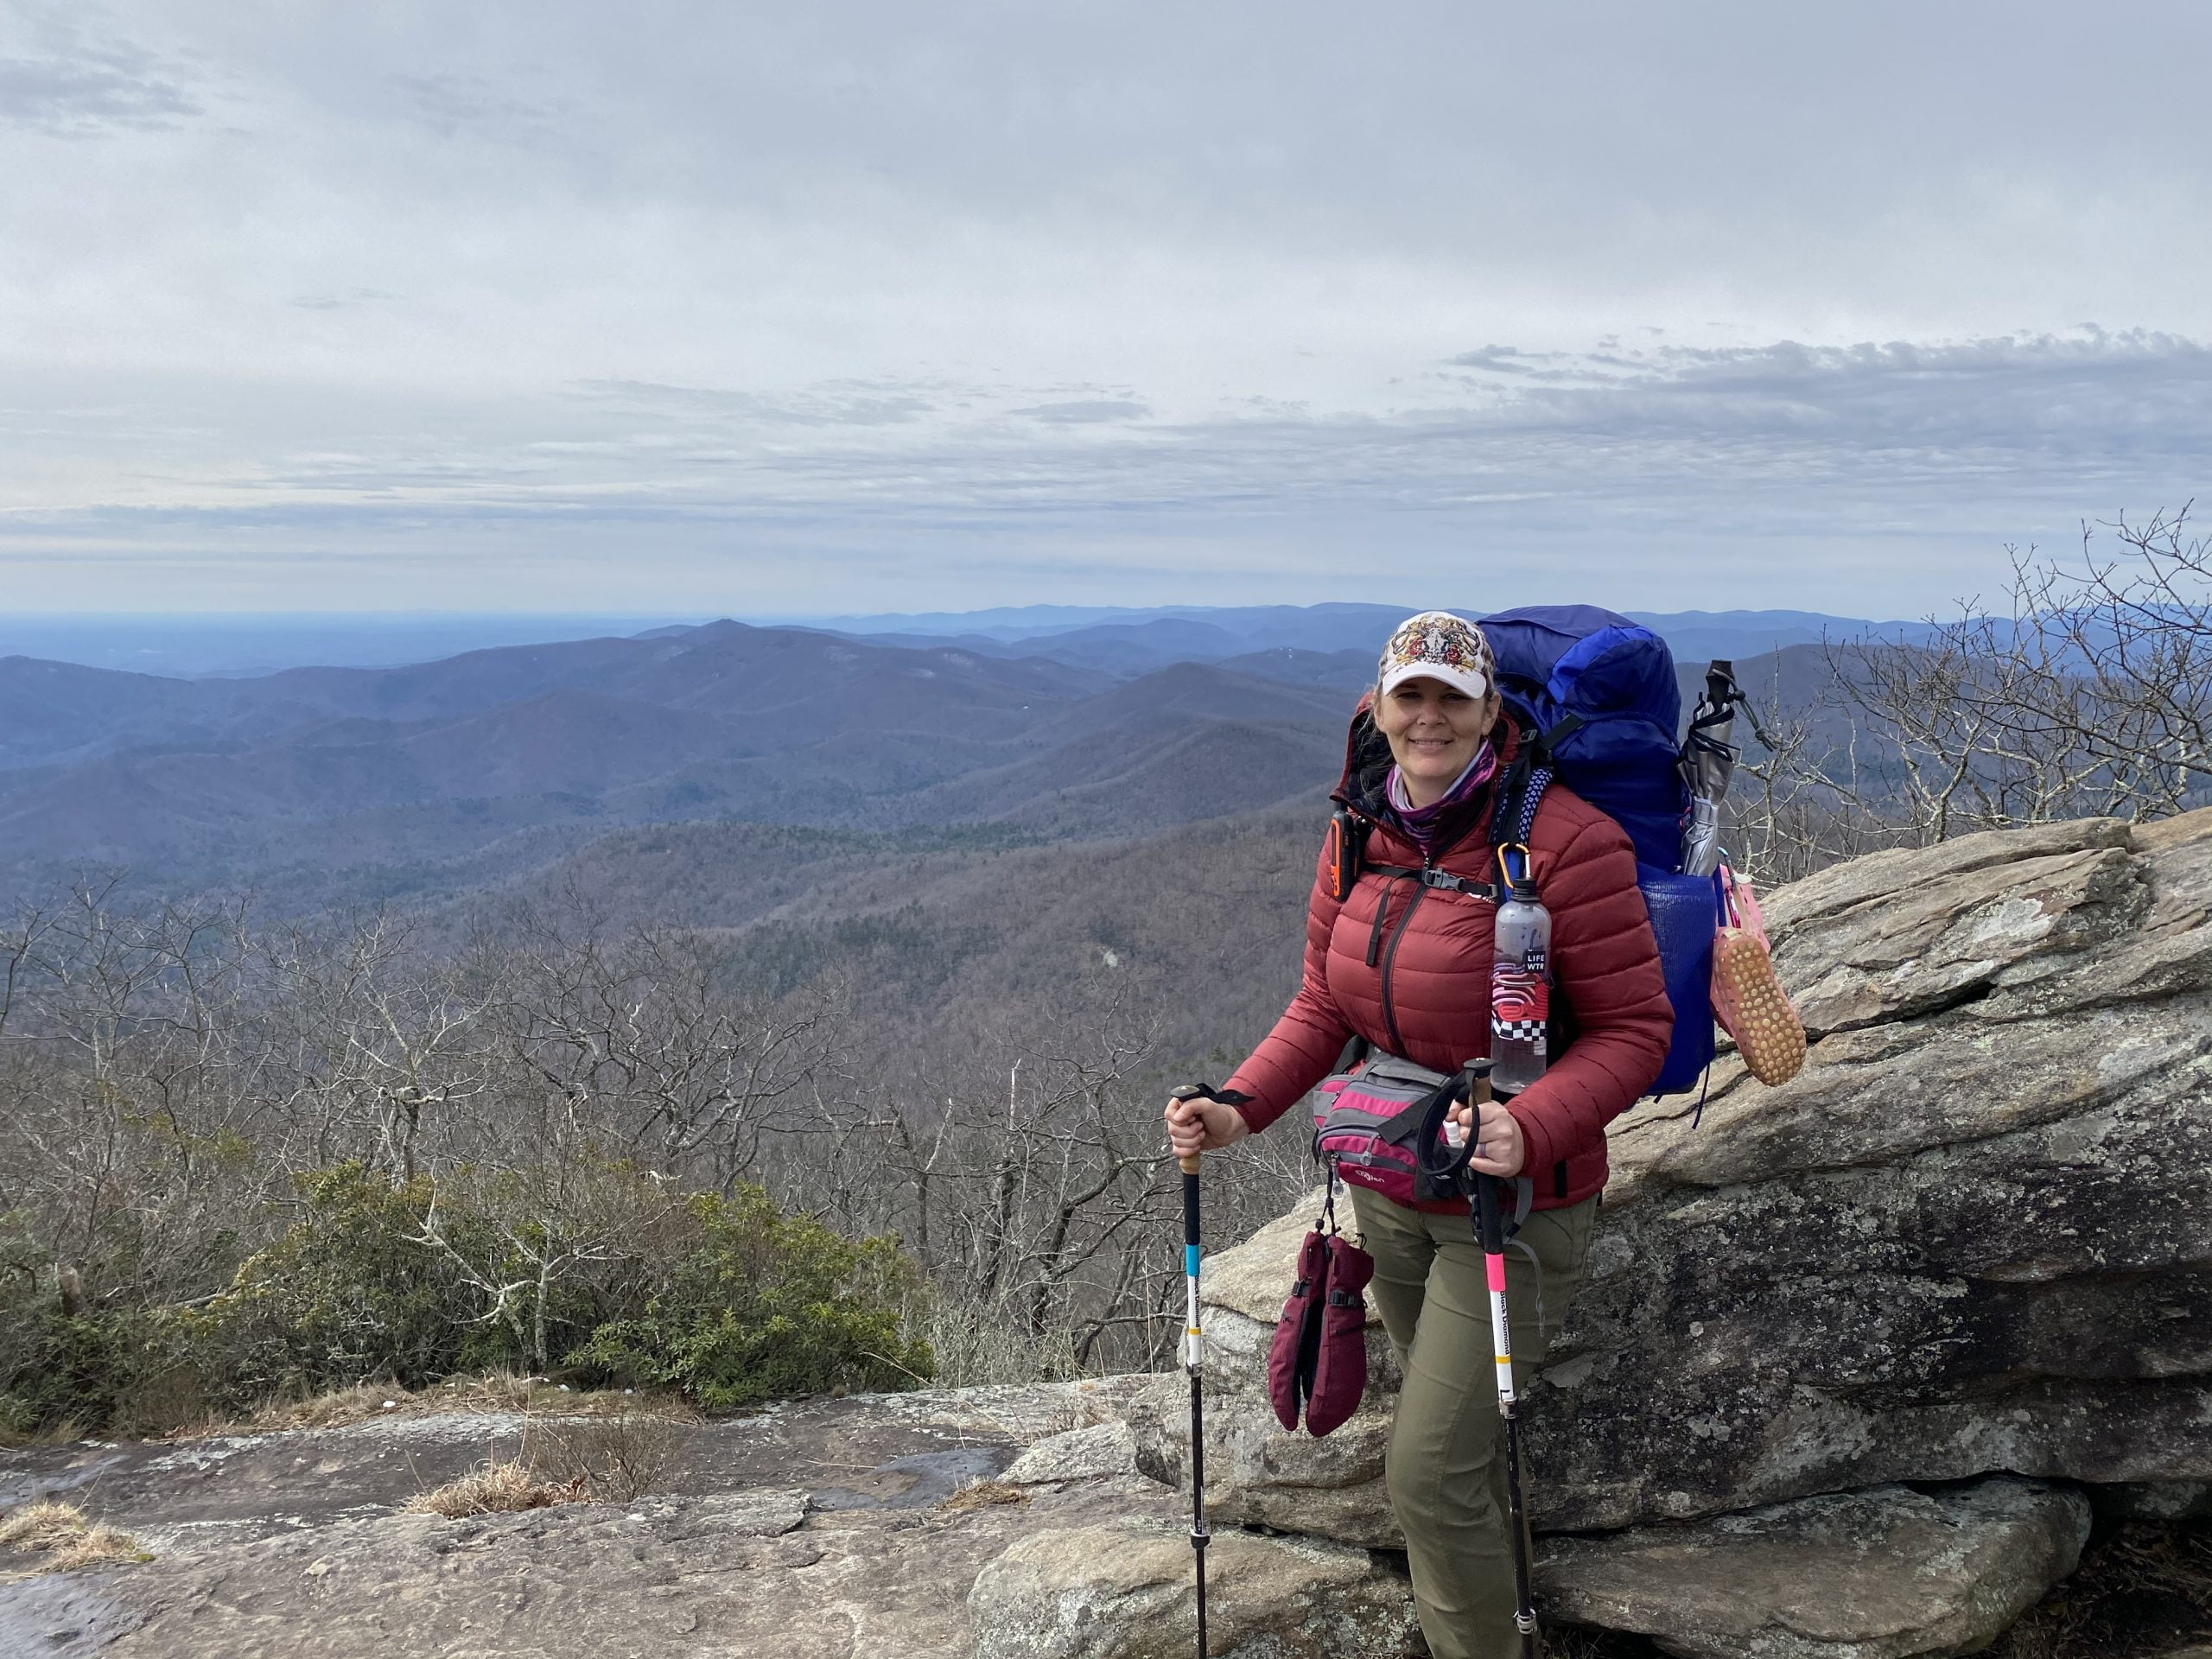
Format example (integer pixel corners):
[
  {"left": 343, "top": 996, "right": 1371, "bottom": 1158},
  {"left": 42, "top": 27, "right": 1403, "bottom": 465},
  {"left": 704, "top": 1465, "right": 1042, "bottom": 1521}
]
[{"left": 1491, "top": 852, "right": 1552, "bottom": 1096}]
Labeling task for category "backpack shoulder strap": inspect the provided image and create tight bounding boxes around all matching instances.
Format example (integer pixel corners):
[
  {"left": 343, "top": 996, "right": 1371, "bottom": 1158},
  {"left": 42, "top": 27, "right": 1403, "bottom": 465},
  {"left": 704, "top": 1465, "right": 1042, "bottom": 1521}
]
[{"left": 1491, "top": 715, "right": 1580, "bottom": 854}]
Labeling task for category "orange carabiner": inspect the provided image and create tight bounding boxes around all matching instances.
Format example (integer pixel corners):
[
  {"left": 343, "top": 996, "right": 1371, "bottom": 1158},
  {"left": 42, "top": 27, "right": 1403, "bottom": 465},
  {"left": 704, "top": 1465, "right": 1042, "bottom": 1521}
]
[{"left": 1496, "top": 842, "right": 1531, "bottom": 891}]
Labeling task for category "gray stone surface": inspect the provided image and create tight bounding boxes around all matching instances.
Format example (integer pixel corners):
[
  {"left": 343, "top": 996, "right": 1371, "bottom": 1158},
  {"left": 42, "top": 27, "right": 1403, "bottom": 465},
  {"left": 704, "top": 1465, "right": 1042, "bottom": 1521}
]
[
  {"left": 0, "top": 1380, "right": 1177, "bottom": 1659},
  {"left": 0, "top": 1566, "right": 143, "bottom": 1659},
  {"left": 1535, "top": 1476, "right": 2091, "bottom": 1659},
  {"left": 1001, "top": 1421, "right": 1139, "bottom": 1485},
  {"left": 54, "top": 1479, "right": 1180, "bottom": 1659},
  {"left": 969, "top": 1520, "right": 1422, "bottom": 1659},
  {"left": 1132, "top": 811, "right": 2212, "bottom": 1537},
  {"left": 0, "top": 1377, "right": 1141, "bottom": 1552}
]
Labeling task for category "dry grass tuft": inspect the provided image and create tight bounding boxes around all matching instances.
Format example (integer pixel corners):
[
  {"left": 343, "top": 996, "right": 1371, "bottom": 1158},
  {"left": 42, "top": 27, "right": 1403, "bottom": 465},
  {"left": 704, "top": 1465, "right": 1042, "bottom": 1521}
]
[
  {"left": 445, "top": 1372, "right": 697, "bottom": 1421},
  {"left": 0, "top": 1499, "right": 152, "bottom": 1573},
  {"left": 257, "top": 1382, "right": 421, "bottom": 1432},
  {"left": 523, "top": 1409, "right": 693, "bottom": 1503},
  {"left": 441, "top": 1370, "right": 539, "bottom": 1414},
  {"left": 48, "top": 1525, "right": 150, "bottom": 1572},
  {"left": 0, "top": 1414, "right": 89, "bottom": 1452},
  {"left": 938, "top": 1480, "right": 1028, "bottom": 1514},
  {"left": 163, "top": 1370, "right": 696, "bottom": 1442},
  {"left": 0, "top": 1499, "right": 86, "bottom": 1549},
  {"left": 1543, "top": 1622, "right": 1662, "bottom": 1658},
  {"left": 401, "top": 1401, "right": 696, "bottom": 1519},
  {"left": 402, "top": 1456, "right": 586, "bottom": 1519}
]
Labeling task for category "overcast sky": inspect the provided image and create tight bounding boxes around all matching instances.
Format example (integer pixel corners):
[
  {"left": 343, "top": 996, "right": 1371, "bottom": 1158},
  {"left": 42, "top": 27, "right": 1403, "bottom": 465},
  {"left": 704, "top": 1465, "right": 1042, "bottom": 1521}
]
[{"left": 5, "top": 1, "right": 2211, "bottom": 619}]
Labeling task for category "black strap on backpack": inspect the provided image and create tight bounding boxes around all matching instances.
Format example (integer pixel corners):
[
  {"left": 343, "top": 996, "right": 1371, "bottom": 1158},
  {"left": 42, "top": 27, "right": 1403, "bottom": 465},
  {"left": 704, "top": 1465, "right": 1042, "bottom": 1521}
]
[
  {"left": 1489, "top": 713, "right": 1582, "bottom": 856},
  {"left": 1362, "top": 863, "right": 1501, "bottom": 900}
]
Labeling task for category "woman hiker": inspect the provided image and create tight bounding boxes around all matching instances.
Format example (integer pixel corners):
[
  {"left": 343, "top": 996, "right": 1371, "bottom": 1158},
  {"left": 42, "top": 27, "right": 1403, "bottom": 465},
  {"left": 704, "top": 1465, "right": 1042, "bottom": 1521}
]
[{"left": 1164, "top": 610, "right": 1673, "bottom": 1659}]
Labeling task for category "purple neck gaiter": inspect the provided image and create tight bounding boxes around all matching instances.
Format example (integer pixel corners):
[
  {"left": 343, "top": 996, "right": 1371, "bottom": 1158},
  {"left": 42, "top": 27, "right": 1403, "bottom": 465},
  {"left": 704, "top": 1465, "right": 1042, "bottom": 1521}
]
[{"left": 1386, "top": 742, "right": 1498, "bottom": 856}]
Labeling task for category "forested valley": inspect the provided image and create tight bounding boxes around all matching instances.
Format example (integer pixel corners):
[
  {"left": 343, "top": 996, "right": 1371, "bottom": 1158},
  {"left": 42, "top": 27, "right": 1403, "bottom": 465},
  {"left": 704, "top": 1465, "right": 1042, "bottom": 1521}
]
[{"left": 5, "top": 513, "right": 2208, "bottom": 1440}]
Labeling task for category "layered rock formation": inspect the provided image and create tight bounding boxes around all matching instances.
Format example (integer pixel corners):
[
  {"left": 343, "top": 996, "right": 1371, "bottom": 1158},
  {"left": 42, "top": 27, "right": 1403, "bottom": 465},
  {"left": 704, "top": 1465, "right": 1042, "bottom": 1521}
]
[
  {"left": 1533, "top": 1478, "right": 2089, "bottom": 1659},
  {"left": 1108, "top": 810, "right": 2212, "bottom": 1655},
  {"left": 1551, "top": 810, "right": 2211, "bottom": 1529}
]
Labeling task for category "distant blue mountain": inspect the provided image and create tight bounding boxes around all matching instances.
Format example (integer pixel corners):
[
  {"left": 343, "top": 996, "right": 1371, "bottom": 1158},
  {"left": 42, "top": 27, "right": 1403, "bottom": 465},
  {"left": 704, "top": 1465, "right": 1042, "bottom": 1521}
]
[
  {"left": 825, "top": 603, "right": 1934, "bottom": 676},
  {"left": 0, "top": 613, "right": 701, "bottom": 678},
  {"left": 3, "top": 603, "right": 1937, "bottom": 682}
]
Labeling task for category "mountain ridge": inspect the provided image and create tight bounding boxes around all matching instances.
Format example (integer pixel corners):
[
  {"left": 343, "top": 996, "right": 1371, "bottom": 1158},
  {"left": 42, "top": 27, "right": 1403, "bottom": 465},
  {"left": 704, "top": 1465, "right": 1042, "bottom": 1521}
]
[{"left": 0, "top": 610, "right": 1841, "bottom": 913}]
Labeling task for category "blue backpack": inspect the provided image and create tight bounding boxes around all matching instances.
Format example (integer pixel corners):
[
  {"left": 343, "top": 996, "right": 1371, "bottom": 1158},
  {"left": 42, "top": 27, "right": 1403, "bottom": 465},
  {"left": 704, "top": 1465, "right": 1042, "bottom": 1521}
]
[{"left": 1478, "top": 606, "right": 1716, "bottom": 1096}]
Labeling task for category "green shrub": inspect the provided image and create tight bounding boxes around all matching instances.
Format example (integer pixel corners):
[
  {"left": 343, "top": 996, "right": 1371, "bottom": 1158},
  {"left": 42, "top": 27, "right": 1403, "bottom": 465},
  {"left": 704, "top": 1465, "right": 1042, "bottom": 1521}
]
[
  {"left": 565, "top": 1186, "right": 934, "bottom": 1408},
  {"left": 4, "top": 1164, "right": 933, "bottom": 1432},
  {"left": 0, "top": 1310, "right": 155, "bottom": 1436},
  {"left": 0, "top": 1221, "right": 157, "bottom": 1436},
  {"left": 175, "top": 1161, "right": 517, "bottom": 1409},
  {"left": 0, "top": 1391, "right": 35, "bottom": 1439}
]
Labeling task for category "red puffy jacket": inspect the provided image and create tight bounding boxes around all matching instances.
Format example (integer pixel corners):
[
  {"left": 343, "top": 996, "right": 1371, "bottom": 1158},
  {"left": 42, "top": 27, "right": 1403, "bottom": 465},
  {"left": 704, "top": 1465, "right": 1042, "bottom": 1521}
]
[{"left": 1224, "top": 710, "right": 1674, "bottom": 1212}]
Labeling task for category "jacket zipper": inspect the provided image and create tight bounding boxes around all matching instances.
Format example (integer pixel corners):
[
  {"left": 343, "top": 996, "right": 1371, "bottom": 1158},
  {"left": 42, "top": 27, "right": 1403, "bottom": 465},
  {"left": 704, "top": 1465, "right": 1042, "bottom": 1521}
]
[
  {"left": 1376, "top": 858, "right": 1433, "bottom": 1058},
  {"left": 1340, "top": 784, "right": 1500, "bottom": 1062}
]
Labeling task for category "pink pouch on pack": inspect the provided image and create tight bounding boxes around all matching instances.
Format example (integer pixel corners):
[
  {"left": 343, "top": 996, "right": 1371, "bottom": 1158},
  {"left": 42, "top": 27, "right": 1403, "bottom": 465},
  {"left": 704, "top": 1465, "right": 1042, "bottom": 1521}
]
[
  {"left": 1711, "top": 864, "right": 1808, "bottom": 1086},
  {"left": 1312, "top": 1053, "right": 1459, "bottom": 1207}
]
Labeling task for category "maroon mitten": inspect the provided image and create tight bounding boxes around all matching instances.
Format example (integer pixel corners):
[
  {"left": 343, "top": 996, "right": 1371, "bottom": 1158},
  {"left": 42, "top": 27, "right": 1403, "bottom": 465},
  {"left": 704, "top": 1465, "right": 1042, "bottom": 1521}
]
[
  {"left": 1305, "top": 1235, "right": 1374, "bottom": 1437},
  {"left": 1267, "top": 1229, "right": 1332, "bottom": 1431}
]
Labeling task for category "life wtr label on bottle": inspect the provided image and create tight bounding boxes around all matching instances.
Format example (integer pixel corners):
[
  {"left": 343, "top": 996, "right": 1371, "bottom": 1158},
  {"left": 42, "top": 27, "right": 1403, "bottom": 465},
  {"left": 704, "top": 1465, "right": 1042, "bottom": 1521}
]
[{"left": 1491, "top": 963, "right": 1549, "bottom": 1044}]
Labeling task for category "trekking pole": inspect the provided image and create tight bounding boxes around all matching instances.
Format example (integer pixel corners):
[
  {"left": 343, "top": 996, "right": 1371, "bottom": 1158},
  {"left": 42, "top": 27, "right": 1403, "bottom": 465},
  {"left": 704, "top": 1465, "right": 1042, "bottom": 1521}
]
[
  {"left": 1166, "top": 1084, "right": 1211, "bottom": 1658},
  {"left": 1465, "top": 1061, "right": 1540, "bottom": 1659}
]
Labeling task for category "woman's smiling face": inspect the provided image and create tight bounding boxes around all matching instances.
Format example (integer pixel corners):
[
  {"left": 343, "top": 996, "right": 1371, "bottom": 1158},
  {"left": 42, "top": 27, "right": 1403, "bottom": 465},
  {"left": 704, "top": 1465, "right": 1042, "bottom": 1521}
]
[{"left": 1374, "top": 676, "right": 1498, "bottom": 807}]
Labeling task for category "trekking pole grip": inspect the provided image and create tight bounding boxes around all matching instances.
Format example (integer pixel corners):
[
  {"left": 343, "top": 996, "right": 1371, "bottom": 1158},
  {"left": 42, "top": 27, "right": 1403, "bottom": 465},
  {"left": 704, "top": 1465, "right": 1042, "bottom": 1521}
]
[
  {"left": 1475, "top": 1165, "right": 1506, "bottom": 1254},
  {"left": 1168, "top": 1084, "right": 1210, "bottom": 1174},
  {"left": 1459, "top": 1059, "right": 1508, "bottom": 1251}
]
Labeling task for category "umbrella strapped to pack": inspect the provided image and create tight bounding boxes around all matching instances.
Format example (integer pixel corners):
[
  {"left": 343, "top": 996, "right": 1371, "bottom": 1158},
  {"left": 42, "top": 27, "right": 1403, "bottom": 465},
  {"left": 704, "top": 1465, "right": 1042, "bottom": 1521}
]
[
  {"left": 1679, "top": 659, "right": 1745, "bottom": 878},
  {"left": 1677, "top": 662, "right": 1809, "bottom": 1086}
]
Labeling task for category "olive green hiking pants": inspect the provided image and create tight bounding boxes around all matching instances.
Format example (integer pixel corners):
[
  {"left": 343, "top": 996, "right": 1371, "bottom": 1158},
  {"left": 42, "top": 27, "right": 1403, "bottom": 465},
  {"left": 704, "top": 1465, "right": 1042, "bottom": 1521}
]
[{"left": 1349, "top": 1187, "right": 1599, "bottom": 1659}]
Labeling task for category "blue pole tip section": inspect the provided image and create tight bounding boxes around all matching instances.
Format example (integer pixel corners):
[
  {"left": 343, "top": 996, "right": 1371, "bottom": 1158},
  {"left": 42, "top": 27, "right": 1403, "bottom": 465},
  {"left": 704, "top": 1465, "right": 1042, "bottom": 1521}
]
[{"left": 1185, "top": 1244, "right": 1202, "bottom": 1279}]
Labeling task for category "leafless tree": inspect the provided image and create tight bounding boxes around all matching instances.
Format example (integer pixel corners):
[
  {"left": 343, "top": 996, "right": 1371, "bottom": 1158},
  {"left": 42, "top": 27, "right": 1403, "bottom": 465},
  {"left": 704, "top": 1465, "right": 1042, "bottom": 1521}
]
[{"left": 1726, "top": 505, "right": 2212, "bottom": 877}]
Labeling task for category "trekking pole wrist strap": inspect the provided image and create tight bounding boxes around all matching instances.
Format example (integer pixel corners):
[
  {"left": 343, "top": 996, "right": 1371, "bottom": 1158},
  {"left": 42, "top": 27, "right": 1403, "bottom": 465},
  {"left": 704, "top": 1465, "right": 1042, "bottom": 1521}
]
[{"left": 1173, "top": 1084, "right": 1252, "bottom": 1109}]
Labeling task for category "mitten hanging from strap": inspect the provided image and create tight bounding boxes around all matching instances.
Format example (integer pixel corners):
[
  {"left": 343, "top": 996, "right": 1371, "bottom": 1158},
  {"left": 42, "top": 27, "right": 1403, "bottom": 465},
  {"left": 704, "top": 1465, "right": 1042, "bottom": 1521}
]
[
  {"left": 1304, "top": 1232, "right": 1373, "bottom": 1436},
  {"left": 1267, "top": 1226, "right": 1331, "bottom": 1432}
]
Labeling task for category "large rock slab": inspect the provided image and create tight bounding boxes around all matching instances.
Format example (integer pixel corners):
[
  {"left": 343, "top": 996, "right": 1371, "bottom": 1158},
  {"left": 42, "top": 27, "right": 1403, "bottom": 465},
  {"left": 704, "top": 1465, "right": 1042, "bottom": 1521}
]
[
  {"left": 1759, "top": 818, "right": 2143, "bottom": 1035},
  {"left": 0, "top": 1378, "right": 1141, "bottom": 1552},
  {"left": 54, "top": 1493, "right": 1052, "bottom": 1658},
  {"left": 1001, "top": 1421, "right": 1139, "bottom": 1486},
  {"left": 1136, "top": 813, "right": 2212, "bottom": 1539},
  {"left": 0, "top": 1379, "right": 1171, "bottom": 1659},
  {"left": 1535, "top": 1476, "right": 2090, "bottom": 1659},
  {"left": 968, "top": 1520, "right": 1422, "bottom": 1659}
]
